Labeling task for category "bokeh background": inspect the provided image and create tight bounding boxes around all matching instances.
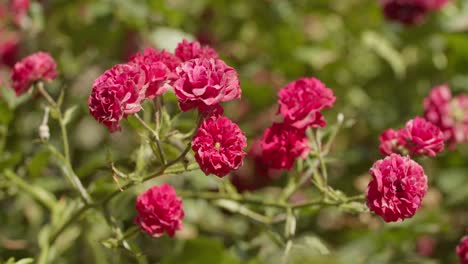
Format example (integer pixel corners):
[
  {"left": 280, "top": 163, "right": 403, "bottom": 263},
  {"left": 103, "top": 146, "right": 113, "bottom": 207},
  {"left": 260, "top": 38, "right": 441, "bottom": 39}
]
[{"left": 1, "top": 0, "right": 468, "bottom": 263}]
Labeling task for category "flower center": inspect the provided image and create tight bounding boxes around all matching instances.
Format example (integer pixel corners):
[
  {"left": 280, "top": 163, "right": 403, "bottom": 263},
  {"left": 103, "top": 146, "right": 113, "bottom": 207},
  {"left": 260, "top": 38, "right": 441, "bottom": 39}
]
[{"left": 214, "top": 142, "right": 221, "bottom": 151}]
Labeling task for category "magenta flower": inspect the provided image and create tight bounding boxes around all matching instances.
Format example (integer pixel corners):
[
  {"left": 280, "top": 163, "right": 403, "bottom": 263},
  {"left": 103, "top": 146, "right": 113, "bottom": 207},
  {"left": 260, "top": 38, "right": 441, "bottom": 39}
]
[
  {"left": 130, "top": 48, "right": 181, "bottom": 84},
  {"left": 380, "top": 0, "right": 449, "bottom": 26},
  {"left": 424, "top": 85, "right": 468, "bottom": 147},
  {"left": 175, "top": 39, "right": 219, "bottom": 62},
  {"left": 457, "top": 236, "right": 468, "bottom": 264},
  {"left": 0, "top": 30, "right": 19, "bottom": 67},
  {"left": 278, "top": 77, "right": 335, "bottom": 129},
  {"left": 130, "top": 50, "right": 172, "bottom": 99},
  {"left": 173, "top": 58, "right": 241, "bottom": 112},
  {"left": 10, "top": 0, "right": 29, "bottom": 27},
  {"left": 192, "top": 115, "right": 247, "bottom": 177},
  {"left": 10, "top": 52, "right": 58, "bottom": 96},
  {"left": 399, "top": 117, "right": 444, "bottom": 157},
  {"left": 260, "top": 122, "right": 310, "bottom": 170},
  {"left": 135, "top": 184, "right": 184, "bottom": 238},
  {"left": 366, "top": 154, "right": 428, "bottom": 222},
  {"left": 379, "top": 128, "right": 404, "bottom": 155},
  {"left": 88, "top": 63, "right": 146, "bottom": 132}
]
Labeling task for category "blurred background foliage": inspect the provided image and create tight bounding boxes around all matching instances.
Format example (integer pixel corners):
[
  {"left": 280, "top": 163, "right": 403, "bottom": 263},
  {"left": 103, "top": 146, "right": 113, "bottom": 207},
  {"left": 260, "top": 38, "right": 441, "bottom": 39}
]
[{"left": 1, "top": 0, "right": 468, "bottom": 263}]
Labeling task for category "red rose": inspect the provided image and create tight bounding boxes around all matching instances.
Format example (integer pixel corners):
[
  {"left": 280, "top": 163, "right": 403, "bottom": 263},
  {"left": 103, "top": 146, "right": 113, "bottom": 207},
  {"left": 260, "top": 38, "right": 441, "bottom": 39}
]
[
  {"left": 192, "top": 115, "right": 247, "bottom": 177},
  {"left": 173, "top": 58, "right": 241, "bottom": 112},
  {"left": 366, "top": 154, "right": 428, "bottom": 222},
  {"left": 379, "top": 128, "right": 404, "bottom": 156},
  {"left": 457, "top": 236, "right": 468, "bottom": 264},
  {"left": 380, "top": 0, "right": 449, "bottom": 26},
  {"left": 0, "top": 30, "right": 20, "bottom": 67},
  {"left": 130, "top": 51, "right": 172, "bottom": 99},
  {"left": 260, "top": 122, "right": 310, "bottom": 170},
  {"left": 278, "top": 77, "right": 335, "bottom": 129},
  {"left": 10, "top": 0, "right": 30, "bottom": 27},
  {"left": 175, "top": 39, "right": 219, "bottom": 62},
  {"left": 88, "top": 63, "right": 146, "bottom": 132},
  {"left": 399, "top": 117, "right": 444, "bottom": 157},
  {"left": 135, "top": 184, "right": 184, "bottom": 238},
  {"left": 10, "top": 52, "right": 58, "bottom": 96},
  {"left": 424, "top": 85, "right": 468, "bottom": 147}
]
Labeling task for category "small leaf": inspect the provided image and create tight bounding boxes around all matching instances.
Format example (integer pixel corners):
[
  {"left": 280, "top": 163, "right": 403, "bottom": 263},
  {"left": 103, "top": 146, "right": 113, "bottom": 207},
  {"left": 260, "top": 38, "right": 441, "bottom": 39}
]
[
  {"left": 15, "top": 258, "right": 35, "bottom": 264},
  {"left": 63, "top": 105, "right": 78, "bottom": 125}
]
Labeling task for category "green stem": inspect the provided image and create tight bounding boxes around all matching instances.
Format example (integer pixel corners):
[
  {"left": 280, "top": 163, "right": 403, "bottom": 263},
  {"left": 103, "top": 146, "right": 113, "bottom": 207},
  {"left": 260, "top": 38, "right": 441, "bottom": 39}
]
[
  {"left": 178, "top": 190, "right": 288, "bottom": 209},
  {"left": 135, "top": 113, "right": 166, "bottom": 165},
  {"left": 4, "top": 170, "right": 57, "bottom": 210},
  {"left": 38, "top": 83, "right": 92, "bottom": 204},
  {"left": 59, "top": 119, "right": 70, "bottom": 162},
  {"left": 37, "top": 243, "right": 49, "bottom": 264},
  {"left": 49, "top": 142, "right": 194, "bottom": 245},
  {"left": 47, "top": 144, "right": 92, "bottom": 204}
]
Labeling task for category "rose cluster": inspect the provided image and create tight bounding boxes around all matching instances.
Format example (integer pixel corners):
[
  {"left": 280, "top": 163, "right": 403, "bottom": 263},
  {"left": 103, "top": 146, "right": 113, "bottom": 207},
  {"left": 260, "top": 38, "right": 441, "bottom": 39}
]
[
  {"left": 260, "top": 78, "right": 336, "bottom": 170},
  {"left": 424, "top": 85, "right": 468, "bottom": 148},
  {"left": 124, "top": 40, "right": 247, "bottom": 237},
  {"left": 379, "top": 0, "right": 450, "bottom": 26},
  {"left": 379, "top": 117, "right": 444, "bottom": 157}
]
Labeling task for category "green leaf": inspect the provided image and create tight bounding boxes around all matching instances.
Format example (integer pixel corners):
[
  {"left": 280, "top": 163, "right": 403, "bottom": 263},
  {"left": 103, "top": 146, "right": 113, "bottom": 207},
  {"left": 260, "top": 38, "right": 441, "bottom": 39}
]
[
  {"left": 362, "top": 31, "right": 406, "bottom": 78},
  {"left": 162, "top": 237, "right": 241, "bottom": 264},
  {"left": 63, "top": 105, "right": 78, "bottom": 125}
]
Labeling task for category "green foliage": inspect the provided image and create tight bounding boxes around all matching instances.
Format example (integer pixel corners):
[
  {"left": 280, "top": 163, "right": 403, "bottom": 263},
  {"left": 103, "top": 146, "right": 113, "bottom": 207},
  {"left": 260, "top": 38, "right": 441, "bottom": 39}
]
[{"left": 0, "top": 0, "right": 467, "bottom": 263}]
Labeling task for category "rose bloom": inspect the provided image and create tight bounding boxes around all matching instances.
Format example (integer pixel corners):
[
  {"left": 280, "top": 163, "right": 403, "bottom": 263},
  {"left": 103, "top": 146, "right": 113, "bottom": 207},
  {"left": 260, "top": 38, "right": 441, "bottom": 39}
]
[
  {"left": 424, "top": 85, "right": 468, "bottom": 147},
  {"left": 192, "top": 115, "right": 247, "bottom": 177},
  {"left": 0, "top": 30, "right": 20, "bottom": 67},
  {"left": 260, "top": 122, "right": 310, "bottom": 170},
  {"left": 173, "top": 58, "right": 241, "bottom": 112},
  {"left": 130, "top": 50, "right": 171, "bottom": 99},
  {"left": 278, "top": 77, "right": 335, "bottom": 129},
  {"left": 130, "top": 48, "right": 181, "bottom": 81},
  {"left": 175, "top": 39, "right": 219, "bottom": 62},
  {"left": 366, "top": 154, "right": 428, "bottom": 222},
  {"left": 379, "top": 128, "right": 403, "bottom": 155},
  {"left": 88, "top": 63, "right": 146, "bottom": 132},
  {"left": 380, "top": 0, "right": 448, "bottom": 25},
  {"left": 457, "top": 236, "right": 468, "bottom": 264},
  {"left": 10, "top": 0, "right": 30, "bottom": 27},
  {"left": 10, "top": 52, "right": 58, "bottom": 96},
  {"left": 399, "top": 117, "right": 444, "bottom": 157},
  {"left": 134, "top": 184, "right": 184, "bottom": 238}
]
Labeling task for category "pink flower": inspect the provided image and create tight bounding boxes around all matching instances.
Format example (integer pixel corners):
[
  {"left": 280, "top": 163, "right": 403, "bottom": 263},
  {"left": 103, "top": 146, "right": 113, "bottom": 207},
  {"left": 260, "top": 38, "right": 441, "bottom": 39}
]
[
  {"left": 175, "top": 39, "right": 219, "bottom": 62},
  {"left": 135, "top": 184, "right": 184, "bottom": 238},
  {"left": 10, "top": 0, "right": 30, "bottom": 27},
  {"left": 424, "top": 85, "right": 468, "bottom": 147},
  {"left": 130, "top": 48, "right": 181, "bottom": 84},
  {"left": 399, "top": 117, "right": 444, "bottom": 157},
  {"left": 260, "top": 122, "right": 310, "bottom": 170},
  {"left": 380, "top": 0, "right": 448, "bottom": 25},
  {"left": 88, "top": 63, "right": 146, "bottom": 132},
  {"left": 457, "top": 236, "right": 468, "bottom": 264},
  {"left": 379, "top": 128, "right": 403, "bottom": 155},
  {"left": 10, "top": 52, "right": 58, "bottom": 96},
  {"left": 192, "top": 115, "right": 247, "bottom": 177},
  {"left": 0, "top": 30, "right": 20, "bottom": 67},
  {"left": 278, "top": 77, "right": 335, "bottom": 129},
  {"left": 130, "top": 50, "right": 172, "bottom": 99},
  {"left": 173, "top": 58, "right": 241, "bottom": 112},
  {"left": 366, "top": 154, "right": 428, "bottom": 222}
]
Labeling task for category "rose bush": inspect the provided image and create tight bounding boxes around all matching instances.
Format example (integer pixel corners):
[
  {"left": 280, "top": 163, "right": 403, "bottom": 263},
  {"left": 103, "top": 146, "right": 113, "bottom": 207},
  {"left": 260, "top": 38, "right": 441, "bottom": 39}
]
[{"left": 0, "top": 1, "right": 467, "bottom": 264}]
